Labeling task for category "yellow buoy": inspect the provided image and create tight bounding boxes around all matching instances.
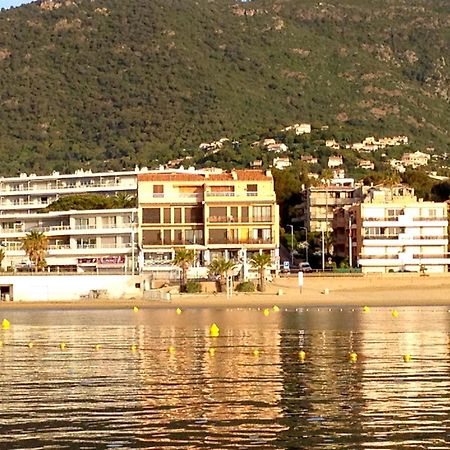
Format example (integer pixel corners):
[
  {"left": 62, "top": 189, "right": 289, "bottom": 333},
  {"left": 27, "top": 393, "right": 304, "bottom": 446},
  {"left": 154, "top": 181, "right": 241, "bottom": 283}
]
[
  {"left": 363, "top": 306, "right": 370, "bottom": 313},
  {"left": 59, "top": 342, "right": 66, "bottom": 350},
  {"left": 263, "top": 308, "right": 270, "bottom": 317},
  {"left": 168, "top": 345, "right": 176, "bottom": 354},
  {"left": 392, "top": 310, "right": 399, "bottom": 318},
  {"left": 299, "top": 350, "right": 306, "bottom": 361},
  {"left": 1, "top": 319, "right": 10, "bottom": 330},
  {"left": 131, "top": 344, "right": 137, "bottom": 352},
  {"left": 209, "top": 323, "right": 220, "bottom": 337},
  {"left": 95, "top": 344, "right": 102, "bottom": 351},
  {"left": 272, "top": 305, "right": 280, "bottom": 312},
  {"left": 349, "top": 351, "right": 358, "bottom": 362},
  {"left": 208, "top": 347, "right": 216, "bottom": 356},
  {"left": 133, "top": 306, "right": 139, "bottom": 313},
  {"left": 253, "top": 349, "right": 260, "bottom": 357},
  {"left": 176, "top": 308, "right": 182, "bottom": 315},
  {"left": 403, "top": 354, "right": 412, "bottom": 362},
  {"left": 28, "top": 342, "right": 34, "bottom": 349}
]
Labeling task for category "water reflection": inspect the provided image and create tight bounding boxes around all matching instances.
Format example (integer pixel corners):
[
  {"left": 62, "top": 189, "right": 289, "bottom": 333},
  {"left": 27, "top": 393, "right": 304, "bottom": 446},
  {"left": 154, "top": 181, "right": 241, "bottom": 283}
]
[{"left": 0, "top": 307, "right": 449, "bottom": 448}]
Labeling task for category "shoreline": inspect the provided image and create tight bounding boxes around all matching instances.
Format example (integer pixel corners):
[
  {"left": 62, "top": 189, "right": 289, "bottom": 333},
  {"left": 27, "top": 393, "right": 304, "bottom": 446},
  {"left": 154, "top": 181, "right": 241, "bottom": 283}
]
[{"left": 1, "top": 274, "right": 449, "bottom": 310}]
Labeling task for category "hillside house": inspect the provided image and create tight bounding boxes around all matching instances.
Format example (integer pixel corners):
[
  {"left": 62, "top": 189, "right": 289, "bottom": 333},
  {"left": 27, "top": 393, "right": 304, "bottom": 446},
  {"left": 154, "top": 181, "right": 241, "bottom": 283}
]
[{"left": 328, "top": 155, "right": 343, "bottom": 168}]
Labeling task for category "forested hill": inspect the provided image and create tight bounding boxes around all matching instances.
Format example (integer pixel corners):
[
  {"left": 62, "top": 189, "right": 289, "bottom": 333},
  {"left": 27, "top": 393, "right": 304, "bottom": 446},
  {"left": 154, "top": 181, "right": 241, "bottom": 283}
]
[{"left": 0, "top": 0, "right": 449, "bottom": 175}]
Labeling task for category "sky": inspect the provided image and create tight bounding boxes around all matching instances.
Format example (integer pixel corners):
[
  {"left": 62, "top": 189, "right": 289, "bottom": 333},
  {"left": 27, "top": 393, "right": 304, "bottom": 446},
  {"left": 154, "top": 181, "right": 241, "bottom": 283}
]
[{"left": 1, "top": 0, "right": 34, "bottom": 9}]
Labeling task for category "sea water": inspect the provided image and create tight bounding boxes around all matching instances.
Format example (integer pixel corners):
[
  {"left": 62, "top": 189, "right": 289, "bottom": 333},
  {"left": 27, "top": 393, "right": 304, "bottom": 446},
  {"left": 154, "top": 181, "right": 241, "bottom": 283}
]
[{"left": 0, "top": 306, "right": 449, "bottom": 449}]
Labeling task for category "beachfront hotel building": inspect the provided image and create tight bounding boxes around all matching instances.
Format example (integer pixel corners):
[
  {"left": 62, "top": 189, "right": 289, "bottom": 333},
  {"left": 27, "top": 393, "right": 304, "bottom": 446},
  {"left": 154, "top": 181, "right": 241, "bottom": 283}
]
[
  {"left": 0, "top": 208, "right": 137, "bottom": 273},
  {"left": 0, "top": 168, "right": 143, "bottom": 272},
  {"left": 334, "top": 186, "right": 450, "bottom": 273},
  {"left": 137, "top": 169, "right": 280, "bottom": 279}
]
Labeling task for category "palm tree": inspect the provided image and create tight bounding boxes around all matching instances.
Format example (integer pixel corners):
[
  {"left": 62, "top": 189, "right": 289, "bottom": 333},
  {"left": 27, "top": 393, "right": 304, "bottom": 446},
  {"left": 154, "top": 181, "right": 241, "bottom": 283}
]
[
  {"left": 208, "top": 258, "right": 236, "bottom": 292},
  {"left": 250, "top": 253, "right": 272, "bottom": 292},
  {"left": 173, "top": 249, "right": 195, "bottom": 292},
  {"left": 112, "top": 192, "right": 137, "bottom": 209},
  {"left": 22, "top": 230, "right": 48, "bottom": 272}
]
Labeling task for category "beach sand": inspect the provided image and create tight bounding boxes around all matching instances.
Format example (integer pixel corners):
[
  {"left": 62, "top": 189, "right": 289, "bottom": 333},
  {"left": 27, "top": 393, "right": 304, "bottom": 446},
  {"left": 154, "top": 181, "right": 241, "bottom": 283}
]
[{"left": 1, "top": 274, "right": 449, "bottom": 310}]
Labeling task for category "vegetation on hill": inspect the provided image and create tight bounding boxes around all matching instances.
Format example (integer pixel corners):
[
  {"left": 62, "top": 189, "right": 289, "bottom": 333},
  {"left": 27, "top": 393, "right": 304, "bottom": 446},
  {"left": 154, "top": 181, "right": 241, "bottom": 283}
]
[{"left": 0, "top": 0, "right": 448, "bottom": 176}]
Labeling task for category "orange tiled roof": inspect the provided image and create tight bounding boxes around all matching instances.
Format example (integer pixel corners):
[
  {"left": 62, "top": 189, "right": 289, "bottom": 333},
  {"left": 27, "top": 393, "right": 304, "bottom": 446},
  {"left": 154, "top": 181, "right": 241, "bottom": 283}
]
[
  {"left": 137, "top": 173, "right": 205, "bottom": 182},
  {"left": 138, "top": 170, "right": 271, "bottom": 182}
]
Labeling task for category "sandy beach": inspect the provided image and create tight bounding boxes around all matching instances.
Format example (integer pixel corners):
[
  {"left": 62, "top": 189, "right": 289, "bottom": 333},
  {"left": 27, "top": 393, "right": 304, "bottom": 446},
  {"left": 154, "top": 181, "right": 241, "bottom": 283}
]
[{"left": 1, "top": 273, "right": 449, "bottom": 310}]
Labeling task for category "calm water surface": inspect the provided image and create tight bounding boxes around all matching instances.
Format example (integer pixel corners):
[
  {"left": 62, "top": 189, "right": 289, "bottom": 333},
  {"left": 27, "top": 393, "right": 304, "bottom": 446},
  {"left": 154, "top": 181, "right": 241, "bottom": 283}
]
[{"left": 1, "top": 306, "right": 449, "bottom": 449}]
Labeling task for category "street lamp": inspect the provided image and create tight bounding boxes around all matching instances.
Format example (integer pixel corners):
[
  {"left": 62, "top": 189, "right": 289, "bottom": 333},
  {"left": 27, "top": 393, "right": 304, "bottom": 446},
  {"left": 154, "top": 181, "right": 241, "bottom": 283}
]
[
  {"left": 298, "top": 226, "right": 308, "bottom": 263},
  {"left": 287, "top": 224, "right": 294, "bottom": 267}
]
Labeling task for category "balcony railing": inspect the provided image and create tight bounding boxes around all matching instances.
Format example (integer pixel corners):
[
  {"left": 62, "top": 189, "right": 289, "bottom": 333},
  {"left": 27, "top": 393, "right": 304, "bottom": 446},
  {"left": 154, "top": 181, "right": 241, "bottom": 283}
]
[
  {"left": 208, "top": 238, "right": 273, "bottom": 245},
  {"left": 1, "top": 181, "right": 124, "bottom": 193},
  {"left": 205, "top": 192, "right": 235, "bottom": 197},
  {"left": 413, "top": 217, "right": 448, "bottom": 221},
  {"left": 359, "top": 254, "right": 400, "bottom": 260}
]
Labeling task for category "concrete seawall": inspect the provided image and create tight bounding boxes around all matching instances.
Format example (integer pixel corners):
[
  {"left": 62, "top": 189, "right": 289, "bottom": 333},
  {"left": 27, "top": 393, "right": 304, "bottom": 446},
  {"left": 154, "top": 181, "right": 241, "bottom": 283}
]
[{"left": 0, "top": 274, "right": 147, "bottom": 302}]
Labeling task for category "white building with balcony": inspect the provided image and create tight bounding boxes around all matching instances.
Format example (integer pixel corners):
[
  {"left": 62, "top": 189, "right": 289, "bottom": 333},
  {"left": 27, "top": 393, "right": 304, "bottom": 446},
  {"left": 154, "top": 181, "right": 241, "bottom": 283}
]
[
  {"left": 352, "top": 186, "right": 449, "bottom": 273},
  {"left": 0, "top": 168, "right": 139, "bottom": 215},
  {"left": 0, "top": 209, "right": 137, "bottom": 273}
]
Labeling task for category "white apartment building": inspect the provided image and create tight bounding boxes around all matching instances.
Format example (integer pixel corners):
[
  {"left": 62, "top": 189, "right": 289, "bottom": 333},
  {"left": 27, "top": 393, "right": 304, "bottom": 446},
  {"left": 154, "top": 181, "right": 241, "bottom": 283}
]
[
  {"left": 353, "top": 187, "right": 449, "bottom": 273},
  {"left": 0, "top": 168, "right": 138, "bottom": 215},
  {"left": 0, "top": 168, "right": 144, "bottom": 272},
  {"left": 1, "top": 209, "right": 137, "bottom": 273}
]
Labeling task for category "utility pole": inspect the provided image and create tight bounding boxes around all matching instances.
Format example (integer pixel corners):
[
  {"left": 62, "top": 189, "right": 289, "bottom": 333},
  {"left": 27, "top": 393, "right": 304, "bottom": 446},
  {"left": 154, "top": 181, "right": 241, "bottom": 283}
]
[{"left": 287, "top": 224, "right": 294, "bottom": 268}]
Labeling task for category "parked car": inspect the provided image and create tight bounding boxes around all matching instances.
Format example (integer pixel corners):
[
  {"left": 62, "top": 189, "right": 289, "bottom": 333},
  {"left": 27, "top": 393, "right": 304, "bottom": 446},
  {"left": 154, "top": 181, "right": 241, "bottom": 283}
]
[{"left": 298, "top": 262, "right": 313, "bottom": 273}]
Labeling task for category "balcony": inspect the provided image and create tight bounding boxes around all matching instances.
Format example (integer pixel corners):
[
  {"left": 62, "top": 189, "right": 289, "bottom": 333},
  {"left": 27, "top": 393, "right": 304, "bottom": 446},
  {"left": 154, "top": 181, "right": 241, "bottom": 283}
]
[
  {"left": 208, "top": 238, "right": 273, "bottom": 245},
  {"left": 205, "top": 191, "right": 235, "bottom": 197},
  {"left": 0, "top": 180, "right": 127, "bottom": 194}
]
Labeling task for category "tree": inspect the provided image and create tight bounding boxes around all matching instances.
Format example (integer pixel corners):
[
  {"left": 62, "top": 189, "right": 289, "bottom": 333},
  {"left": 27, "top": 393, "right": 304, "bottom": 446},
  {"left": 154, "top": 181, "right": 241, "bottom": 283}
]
[
  {"left": 173, "top": 249, "right": 195, "bottom": 292},
  {"left": 22, "top": 230, "right": 48, "bottom": 272},
  {"left": 250, "top": 253, "right": 272, "bottom": 292},
  {"left": 208, "top": 258, "right": 236, "bottom": 292}
]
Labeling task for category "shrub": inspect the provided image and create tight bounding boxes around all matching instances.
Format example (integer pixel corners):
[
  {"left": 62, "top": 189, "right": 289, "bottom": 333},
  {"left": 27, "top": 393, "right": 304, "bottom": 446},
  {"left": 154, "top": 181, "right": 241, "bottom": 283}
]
[
  {"left": 185, "top": 280, "right": 202, "bottom": 293},
  {"left": 236, "top": 281, "right": 255, "bottom": 292}
]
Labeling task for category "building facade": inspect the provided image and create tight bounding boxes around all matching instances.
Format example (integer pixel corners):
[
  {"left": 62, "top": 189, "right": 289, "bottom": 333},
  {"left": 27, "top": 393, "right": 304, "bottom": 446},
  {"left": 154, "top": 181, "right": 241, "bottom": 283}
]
[
  {"left": 137, "top": 169, "right": 280, "bottom": 279},
  {"left": 297, "top": 179, "right": 364, "bottom": 232},
  {"left": 1, "top": 208, "right": 137, "bottom": 273},
  {"left": 335, "top": 186, "right": 449, "bottom": 273},
  {"left": 0, "top": 168, "right": 138, "bottom": 215}
]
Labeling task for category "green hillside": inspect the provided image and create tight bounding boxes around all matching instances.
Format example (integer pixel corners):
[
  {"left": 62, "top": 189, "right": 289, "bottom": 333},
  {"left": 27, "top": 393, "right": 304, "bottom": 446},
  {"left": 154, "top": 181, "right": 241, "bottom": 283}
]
[{"left": 0, "top": 0, "right": 448, "bottom": 175}]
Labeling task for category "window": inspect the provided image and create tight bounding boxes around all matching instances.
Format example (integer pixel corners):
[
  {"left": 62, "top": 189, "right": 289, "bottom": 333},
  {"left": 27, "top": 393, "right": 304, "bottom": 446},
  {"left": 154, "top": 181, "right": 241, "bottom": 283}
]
[
  {"left": 76, "top": 238, "right": 96, "bottom": 249},
  {"left": 102, "top": 216, "right": 117, "bottom": 228},
  {"left": 209, "top": 207, "right": 227, "bottom": 222},
  {"left": 163, "top": 230, "right": 171, "bottom": 244},
  {"left": 241, "top": 207, "right": 249, "bottom": 222},
  {"left": 75, "top": 218, "right": 91, "bottom": 229},
  {"left": 153, "top": 185, "right": 164, "bottom": 197},
  {"left": 253, "top": 206, "right": 271, "bottom": 222},
  {"left": 142, "top": 230, "right": 162, "bottom": 245},
  {"left": 174, "top": 208, "right": 182, "bottom": 223},
  {"left": 185, "top": 207, "right": 203, "bottom": 223},
  {"left": 142, "top": 208, "right": 160, "bottom": 224},
  {"left": 253, "top": 228, "right": 271, "bottom": 242},
  {"left": 163, "top": 208, "right": 171, "bottom": 224},
  {"left": 247, "top": 184, "right": 258, "bottom": 196},
  {"left": 185, "top": 229, "right": 204, "bottom": 244},
  {"left": 209, "top": 229, "right": 228, "bottom": 244}
]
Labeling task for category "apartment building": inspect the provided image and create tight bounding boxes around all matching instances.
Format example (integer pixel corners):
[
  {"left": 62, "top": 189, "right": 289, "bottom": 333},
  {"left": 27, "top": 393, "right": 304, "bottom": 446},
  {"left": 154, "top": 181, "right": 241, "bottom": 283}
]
[
  {"left": 297, "top": 179, "right": 364, "bottom": 232},
  {"left": 0, "top": 168, "right": 138, "bottom": 215},
  {"left": 0, "top": 209, "right": 137, "bottom": 273},
  {"left": 137, "top": 169, "right": 280, "bottom": 279},
  {"left": 334, "top": 186, "right": 449, "bottom": 273}
]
